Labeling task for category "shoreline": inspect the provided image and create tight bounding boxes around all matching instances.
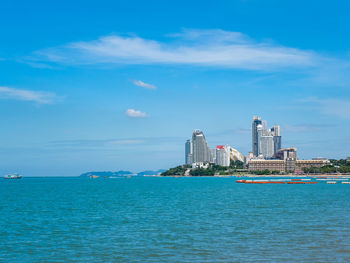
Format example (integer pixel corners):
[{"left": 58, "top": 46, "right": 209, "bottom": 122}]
[{"left": 160, "top": 173, "right": 350, "bottom": 178}]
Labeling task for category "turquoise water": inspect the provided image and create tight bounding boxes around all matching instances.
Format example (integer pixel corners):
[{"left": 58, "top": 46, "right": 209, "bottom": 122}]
[{"left": 1, "top": 177, "right": 350, "bottom": 262}]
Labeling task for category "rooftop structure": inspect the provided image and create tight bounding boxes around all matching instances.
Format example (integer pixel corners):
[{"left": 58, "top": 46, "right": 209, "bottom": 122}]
[{"left": 275, "top": 148, "right": 297, "bottom": 160}]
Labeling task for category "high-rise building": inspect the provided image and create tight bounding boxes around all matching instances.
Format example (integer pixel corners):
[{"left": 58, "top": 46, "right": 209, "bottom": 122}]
[
  {"left": 192, "top": 130, "right": 211, "bottom": 163},
  {"left": 273, "top": 136, "right": 282, "bottom": 154},
  {"left": 253, "top": 117, "right": 282, "bottom": 158},
  {"left": 252, "top": 116, "right": 262, "bottom": 157},
  {"left": 209, "top": 148, "right": 216, "bottom": 164},
  {"left": 185, "top": 139, "right": 193, "bottom": 164},
  {"left": 257, "top": 124, "right": 274, "bottom": 158},
  {"left": 271, "top": 125, "right": 282, "bottom": 154},
  {"left": 271, "top": 125, "right": 280, "bottom": 136},
  {"left": 216, "top": 145, "right": 230, "bottom": 167}
]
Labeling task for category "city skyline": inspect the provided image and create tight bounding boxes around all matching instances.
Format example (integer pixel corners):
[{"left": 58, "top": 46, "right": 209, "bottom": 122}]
[
  {"left": 183, "top": 120, "right": 333, "bottom": 174},
  {"left": 185, "top": 116, "right": 284, "bottom": 168},
  {"left": 1, "top": 0, "right": 350, "bottom": 176}
]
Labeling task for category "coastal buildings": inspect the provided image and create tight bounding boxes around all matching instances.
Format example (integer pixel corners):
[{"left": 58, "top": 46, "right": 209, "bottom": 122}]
[
  {"left": 252, "top": 116, "right": 282, "bottom": 158},
  {"left": 247, "top": 159, "right": 331, "bottom": 173},
  {"left": 185, "top": 139, "right": 193, "bottom": 164},
  {"left": 192, "top": 162, "right": 209, "bottom": 169},
  {"left": 216, "top": 145, "right": 230, "bottom": 167},
  {"left": 271, "top": 125, "right": 282, "bottom": 154},
  {"left": 182, "top": 116, "right": 331, "bottom": 174},
  {"left": 275, "top": 148, "right": 297, "bottom": 161},
  {"left": 257, "top": 124, "right": 274, "bottom": 158},
  {"left": 210, "top": 148, "right": 217, "bottom": 164},
  {"left": 192, "top": 130, "right": 211, "bottom": 163},
  {"left": 248, "top": 147, "right": 330, "bottom": 172},
  {"left": 230, "top": 147, "right": 244, "bottom": 162},
  {"left": 252, "top": 116, "right": 262, "bottom": 157},
  {"left": 295, "top": 159, "right": 330, "bottom": 169},
  {"left": 185, "top": 130, "right": 243, "bottom": 167},
  {"left": 248, "top": 159, "right": 286, "bottom": 173}
]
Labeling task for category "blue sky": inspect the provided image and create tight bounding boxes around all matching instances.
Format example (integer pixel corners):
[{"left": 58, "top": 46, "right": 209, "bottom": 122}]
[{"left": 1, "top": 0, "right": 350, "bottom": 176}]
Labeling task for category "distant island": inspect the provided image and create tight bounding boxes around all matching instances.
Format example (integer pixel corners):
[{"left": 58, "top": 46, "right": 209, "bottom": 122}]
[{"left": 80, "top": 169, "right": 166, "bottom": 178}]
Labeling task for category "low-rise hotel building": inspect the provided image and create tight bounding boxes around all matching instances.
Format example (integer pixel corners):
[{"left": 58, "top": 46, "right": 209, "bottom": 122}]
[
  {"left": 295, "top": 159, "right": 330, "bottom": 169},
  {"left": 248, "top": 147, "right": 330, "bottom": 173},
  {"left": 248, "top": 159, "right": 285, "bottom": 172}
]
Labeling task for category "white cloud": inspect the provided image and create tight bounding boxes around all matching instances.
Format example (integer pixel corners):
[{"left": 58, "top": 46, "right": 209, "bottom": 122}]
[
  {"left": 125, "top": 108, "right": 148, "bottom": 118},
  {"left": 132, "top": 79, "right": 157, "bottom": 90},
  {"left": 0, "top": 86, "right": 57, "bottom": 104},
  {"left": 33, "top": 29, "right": 317, "bottom": 70}
]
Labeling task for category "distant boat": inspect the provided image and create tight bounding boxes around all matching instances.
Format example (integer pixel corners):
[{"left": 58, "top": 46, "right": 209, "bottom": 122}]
[
  {"left": 89, "top": 175, "right": 100, "bottom": 179},
  {"left": 4, "top": 174, "right": 22, "bottom": 179},
  {"left": 236, "top": 180, "right": 246, "bottom": 183}
]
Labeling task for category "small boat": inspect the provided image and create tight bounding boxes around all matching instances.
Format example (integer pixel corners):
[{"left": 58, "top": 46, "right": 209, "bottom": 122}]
[
  {"left": 236, "top": 180, "right": 246, "bottom": 183},
  {"left": 4, "top": 174, "right": 22, "bottom": 179},
  {"left": 89, "top": 175, "right": 100, "bottom": 179},
  {"left": 326, "top": 181, "right": 336, "bottom": 184},
  {"left": 342, "top": 182, "right": 350, "bottom": 184}
]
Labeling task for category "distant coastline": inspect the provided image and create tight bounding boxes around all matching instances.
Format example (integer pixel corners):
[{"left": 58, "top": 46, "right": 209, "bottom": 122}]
[
  {"left": 80, "top": 169, "right": 166, "bottom": 178},
  {"left": 160, "top": 159, "right": 350, "bottom": 178},
  {"left": 160, "top": 173, "right": 350, "bottom": 178}
]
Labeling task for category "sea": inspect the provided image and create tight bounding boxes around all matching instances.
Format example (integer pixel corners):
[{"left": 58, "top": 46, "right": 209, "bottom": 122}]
[{"left": 1, "top": 176, "right": 350, "bottom": 262}]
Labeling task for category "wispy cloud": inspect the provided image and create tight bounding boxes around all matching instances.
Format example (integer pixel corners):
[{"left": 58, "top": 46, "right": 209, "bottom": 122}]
[
  {"left": 300, "top": 97, "right": 350, "bottom": 119},
  {"left": 109, "top": 139, "right": 146, "bottom": 145},
  {"left": 125, "top": 108, "right": 148, "bottom": 118},
  {"left": 32, "top": 29, "right": 317, "bottom": 70},
  {"left": 132, "top": 79, "right": 157, "bottom": 90},
  {"left": 0, "top": 86, "right": 57, "bottom": 104},
  {"left": 47, "top": 136, "right": 183, "bottom": 149},
  {"left": 282, "top": 124, "right": 335, "bottom": 132},
  {"left": 211, "top": 128, "right": 251, "bottom": 136}
]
